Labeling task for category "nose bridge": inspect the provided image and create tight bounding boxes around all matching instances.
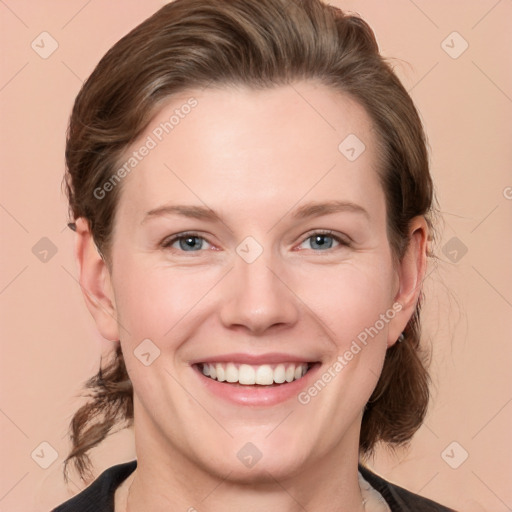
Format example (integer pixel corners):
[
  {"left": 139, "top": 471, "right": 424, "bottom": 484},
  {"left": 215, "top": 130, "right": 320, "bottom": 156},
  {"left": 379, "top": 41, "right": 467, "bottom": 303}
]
[{"left": 218, "top": 243, "right": 299, "bottom": 333}]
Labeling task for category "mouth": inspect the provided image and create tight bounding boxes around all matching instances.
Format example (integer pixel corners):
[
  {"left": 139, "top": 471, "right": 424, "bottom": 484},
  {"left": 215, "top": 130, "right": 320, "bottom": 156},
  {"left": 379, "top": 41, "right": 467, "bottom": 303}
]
[
  {"left": 190, "top": 353, "right": 323, "bottom": 406},
  {"left": 193, "top": 361, "right": 318, "bottom": 387}
]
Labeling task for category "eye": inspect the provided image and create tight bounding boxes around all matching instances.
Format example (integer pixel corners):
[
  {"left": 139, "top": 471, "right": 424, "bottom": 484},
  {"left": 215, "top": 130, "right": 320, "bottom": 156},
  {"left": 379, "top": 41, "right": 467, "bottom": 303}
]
[
  {"left": 161, "top": 232, "right": 212, "bottom": 252},
  {"left": 298, "top": 230, "right": 349, "bottom": 251}
]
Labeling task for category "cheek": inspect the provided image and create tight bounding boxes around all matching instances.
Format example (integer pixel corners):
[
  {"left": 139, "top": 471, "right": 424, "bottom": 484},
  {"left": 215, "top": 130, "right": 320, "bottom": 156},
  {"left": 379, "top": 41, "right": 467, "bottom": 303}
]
[
  {"left": 112, "top": 259, "right": 223, "bottom": 341},
  {"left": 293, "top": 261, "right": 396, "bottom": 343}
]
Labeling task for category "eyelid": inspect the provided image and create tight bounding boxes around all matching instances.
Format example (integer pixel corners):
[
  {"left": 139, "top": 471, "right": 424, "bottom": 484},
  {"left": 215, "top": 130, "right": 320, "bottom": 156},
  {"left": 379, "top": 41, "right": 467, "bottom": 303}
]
[
  {"left": 160, "top": 231, "right": 213, "bottom": 250},
  {"left": 297, "top": 229, "right": 352, "bottom": 248}
]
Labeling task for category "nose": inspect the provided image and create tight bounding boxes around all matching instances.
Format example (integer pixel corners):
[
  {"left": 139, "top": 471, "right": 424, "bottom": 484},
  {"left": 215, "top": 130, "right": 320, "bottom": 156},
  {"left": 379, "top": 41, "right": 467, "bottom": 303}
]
[{"left": 218, "top": 250, "right": 300, "bottom": 335}]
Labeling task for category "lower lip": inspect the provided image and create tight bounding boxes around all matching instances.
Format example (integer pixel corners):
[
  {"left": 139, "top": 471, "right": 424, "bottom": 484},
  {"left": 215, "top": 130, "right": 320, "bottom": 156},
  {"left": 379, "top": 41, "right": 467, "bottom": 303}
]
[{"left": 193, "top": 363, "right": 321, "bottom": 406}]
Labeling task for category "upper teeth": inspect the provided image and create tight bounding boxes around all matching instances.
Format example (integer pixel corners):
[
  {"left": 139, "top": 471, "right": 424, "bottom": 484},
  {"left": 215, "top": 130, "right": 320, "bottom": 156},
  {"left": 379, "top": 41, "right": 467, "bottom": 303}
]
[{"left": 201, "top": 362, "right": 309, "bottom": 385}]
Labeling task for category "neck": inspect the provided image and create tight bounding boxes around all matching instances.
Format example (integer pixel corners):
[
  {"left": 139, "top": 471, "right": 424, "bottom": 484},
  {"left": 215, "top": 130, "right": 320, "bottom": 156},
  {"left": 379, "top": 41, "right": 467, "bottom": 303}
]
[{"left": 123, "top": 466, "right": 366, "bottom": 512}]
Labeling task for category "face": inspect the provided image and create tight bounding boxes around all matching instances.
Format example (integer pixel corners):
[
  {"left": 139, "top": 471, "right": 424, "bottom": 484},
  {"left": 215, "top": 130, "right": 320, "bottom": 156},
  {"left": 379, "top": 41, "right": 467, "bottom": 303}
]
[{"left": 85, "top": 82, "right": 421, "bottom": 483}]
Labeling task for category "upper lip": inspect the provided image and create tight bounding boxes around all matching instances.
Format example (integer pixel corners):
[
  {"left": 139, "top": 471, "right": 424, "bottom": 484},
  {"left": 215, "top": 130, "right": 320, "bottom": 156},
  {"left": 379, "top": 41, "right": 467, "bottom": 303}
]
[{"left": 190, "top": 353, "right": 319, "bottom": 365}]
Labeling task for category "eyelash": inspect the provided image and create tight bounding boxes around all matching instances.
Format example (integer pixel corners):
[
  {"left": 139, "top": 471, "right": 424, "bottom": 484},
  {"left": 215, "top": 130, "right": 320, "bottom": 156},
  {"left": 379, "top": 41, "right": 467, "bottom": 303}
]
[
  {"left": 299, "top": 229, "right": 352, "bottom": 250},
  {"left": 160, "top": 230, "right": 351, "bottom": 253}
]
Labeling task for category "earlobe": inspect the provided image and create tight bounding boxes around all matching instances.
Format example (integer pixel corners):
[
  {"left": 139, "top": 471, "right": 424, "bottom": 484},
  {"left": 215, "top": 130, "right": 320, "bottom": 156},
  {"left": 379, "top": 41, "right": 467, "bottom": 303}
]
[
  {"left": 387, "top": 216, "right": 429, "bottom": 347},
  {"left": 74, "top": 217, "right": 120, "bottom": 342}
]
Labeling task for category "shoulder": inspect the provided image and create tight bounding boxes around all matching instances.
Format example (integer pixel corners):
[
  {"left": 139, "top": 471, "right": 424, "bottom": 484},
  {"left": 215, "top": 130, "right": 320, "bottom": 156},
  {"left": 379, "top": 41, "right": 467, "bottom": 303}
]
[
  {"left": 358, "top": 463, "right": 457, "bottom": 512},
  {"left": 51, "top": 460, "right": 137, "bottom": 512}
]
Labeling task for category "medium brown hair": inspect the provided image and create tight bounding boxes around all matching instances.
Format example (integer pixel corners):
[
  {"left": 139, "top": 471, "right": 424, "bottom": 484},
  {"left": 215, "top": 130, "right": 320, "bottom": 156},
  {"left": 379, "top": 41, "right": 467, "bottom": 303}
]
[{"left": 64, "top": 0, "right": 437, "bottom": 482}]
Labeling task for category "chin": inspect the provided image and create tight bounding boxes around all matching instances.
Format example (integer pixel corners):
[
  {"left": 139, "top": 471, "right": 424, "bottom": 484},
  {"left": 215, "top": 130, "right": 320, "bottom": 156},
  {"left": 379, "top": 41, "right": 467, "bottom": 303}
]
[
  {"left": 196, "top": 440, "right": 310, "bottom": 484},
  {"left": 219, "top": 457, "right": 307, "bottom": 485}
]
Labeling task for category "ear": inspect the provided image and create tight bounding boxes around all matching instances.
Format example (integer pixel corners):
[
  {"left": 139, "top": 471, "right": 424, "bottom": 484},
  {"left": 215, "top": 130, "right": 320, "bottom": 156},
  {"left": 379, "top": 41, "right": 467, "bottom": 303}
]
[
  {"left": 387, "top": 216, "right": 429, "bottom": 348},
  {"left": 74, "top": 217, "right": 120, "bottom": 342}
]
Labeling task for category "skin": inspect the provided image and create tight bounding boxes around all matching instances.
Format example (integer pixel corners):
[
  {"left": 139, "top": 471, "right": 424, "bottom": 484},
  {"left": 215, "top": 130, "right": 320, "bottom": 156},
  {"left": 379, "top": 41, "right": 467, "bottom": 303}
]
[{"left": 75, "top": 81, "right": 428, "bottom": 512}]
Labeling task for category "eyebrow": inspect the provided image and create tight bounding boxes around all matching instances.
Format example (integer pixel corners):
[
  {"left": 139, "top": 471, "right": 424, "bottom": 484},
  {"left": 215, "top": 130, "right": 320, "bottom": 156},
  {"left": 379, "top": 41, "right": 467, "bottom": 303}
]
[
  {"left": 293, "top": 200, "right": 370, "bottom": 221},
  {"left": 142, "top": 204, "right": 221, "bottom": 224},
  {"left": 142, "top": 200, "right": 370, "bottom": 224}
]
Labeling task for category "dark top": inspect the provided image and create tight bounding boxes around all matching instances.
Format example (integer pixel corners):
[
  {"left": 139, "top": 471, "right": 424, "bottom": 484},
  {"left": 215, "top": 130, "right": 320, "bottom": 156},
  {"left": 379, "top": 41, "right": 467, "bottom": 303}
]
[{"left": 52, "top": 460, "right": 456, "bottom": 511}]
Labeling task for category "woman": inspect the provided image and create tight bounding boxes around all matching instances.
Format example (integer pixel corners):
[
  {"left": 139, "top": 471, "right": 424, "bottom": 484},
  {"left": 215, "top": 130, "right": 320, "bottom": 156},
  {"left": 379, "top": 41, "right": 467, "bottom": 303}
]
[{"left": 53, "top": 0, "right": 455, "bottom": 510}]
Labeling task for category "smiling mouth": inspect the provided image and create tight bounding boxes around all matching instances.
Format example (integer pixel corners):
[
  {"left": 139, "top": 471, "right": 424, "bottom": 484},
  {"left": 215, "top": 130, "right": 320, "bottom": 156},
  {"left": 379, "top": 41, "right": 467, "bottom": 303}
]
[{"left": 195, "top": 362, "right": 317, "bottom": 386}]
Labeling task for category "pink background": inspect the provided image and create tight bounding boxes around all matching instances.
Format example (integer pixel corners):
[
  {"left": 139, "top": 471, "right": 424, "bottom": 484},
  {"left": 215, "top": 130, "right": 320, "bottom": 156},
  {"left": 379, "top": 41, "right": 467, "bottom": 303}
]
[{"left": 1, "top": 1, "right": 511, "bottom": 510}]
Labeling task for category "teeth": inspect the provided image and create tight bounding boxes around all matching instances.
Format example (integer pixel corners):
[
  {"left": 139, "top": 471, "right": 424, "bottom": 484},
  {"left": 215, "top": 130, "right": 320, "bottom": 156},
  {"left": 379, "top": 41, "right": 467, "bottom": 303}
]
[
  {"left": 226, "top": 362, "right": 238, "bottom": 383},
  {"left": 216, "top": 364, "right": 226, "bottom": 382},
  {"left": 239, "top": 364, "right": 256, "bottom": 385},
  {"left": 274, "top": 364, "right": 286, "bottom": 384},
  {"left": 201, "top": 362, "right": 310, "bottom": 385},
  {"left": 255, "top": 364, "right": 273, "bottom": 385}
]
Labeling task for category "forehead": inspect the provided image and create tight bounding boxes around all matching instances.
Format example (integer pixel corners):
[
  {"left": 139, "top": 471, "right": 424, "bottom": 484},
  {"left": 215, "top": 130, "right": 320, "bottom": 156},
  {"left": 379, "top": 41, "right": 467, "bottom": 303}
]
[{"left": 115, "top": 82, "right": 384, "bottom": 222}]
